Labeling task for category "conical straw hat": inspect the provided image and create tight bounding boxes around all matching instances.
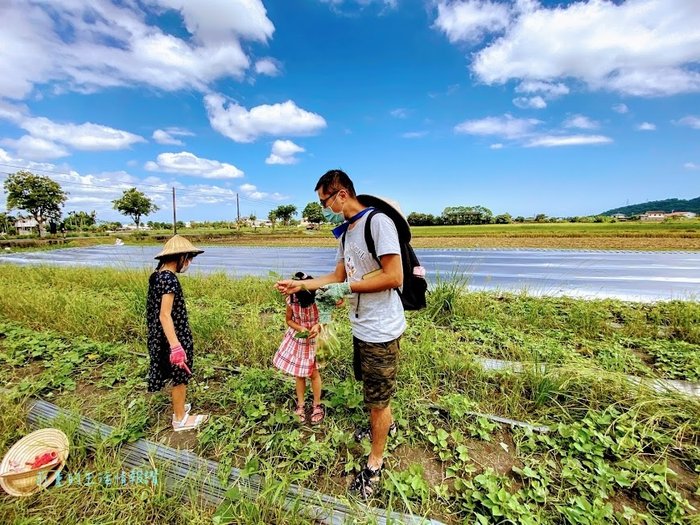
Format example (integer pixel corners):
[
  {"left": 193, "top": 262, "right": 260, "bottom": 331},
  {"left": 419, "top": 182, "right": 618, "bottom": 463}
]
[
  {"left": 356, "top": 194, "right": 411, "bottom": 243},
  {"left": 0, "top": 428, "right": 70, "bottom": 497},
  {"left": 154, "top": 234, "right": 204, "bottom": 259}
]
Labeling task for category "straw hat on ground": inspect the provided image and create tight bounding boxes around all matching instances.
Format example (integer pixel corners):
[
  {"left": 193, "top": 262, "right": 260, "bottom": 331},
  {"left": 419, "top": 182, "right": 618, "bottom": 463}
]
[
  {"left": 0, "top": 428, "right": 70, "bottom": 497},
  {"left": 154, "top": 234, "right": 204, "bottom": 260}
]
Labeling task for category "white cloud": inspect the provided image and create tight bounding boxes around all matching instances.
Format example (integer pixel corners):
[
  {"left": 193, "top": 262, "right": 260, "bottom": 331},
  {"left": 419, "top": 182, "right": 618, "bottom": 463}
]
[
  {"left": 401, "top": 131, "right": 429, "bottom": 139},
  {"left": 145, "top": 151, "right": 244, "bottom": 179},
  {"left": 490, "top": 143, "right": 503, "bottom": 149},
  {"left": 684, "top": 162, "right": 698, "bottom": 170},
  {"left": 390, "top": 108, "right": 409, "bottom": 118},
  {"left": 18, "top": 117, "right": 146, "bottom": 151},
  {"left": 513, "top": 96, "right": 546, "bottom": 109},
  {"left": 0, "top": 136, "right": 69, "bottom": 161},
  {"left": 239, "top": 183, "right": 287, "bottom": 201},
  {"left": 0, "top": 147, "right": 265, "bottom": 218},
  {"left": 0, "top": 102, "right": 26, "bottom": 123},
  {"left": 428, "top": 84, "right": 460, "bottom": 98},
  {"left": 525, "top": 135, "right": 613, "bottom": 148},
  {"left": 437, "top": 0, "right": 700, "bottom": 97},
  {"left": 265, "top": 140, "right": 305, "bottom": 165},
  {"left": 612, "top": 103, "right": 630, "bottom": 114},
  {"left": 152, "top": 0, "right": 274, "bottom": 43},
  {"left": 677, "top": 116, "right": 700, "bottom": 129},
  {"left": 152, "top": 128, "right": 195, "bottom": 146},
  {"left": 637, "top": 122, "right": 656, "bottom": 131},
  {"left": 454, "top": 114, "right": 541, "bottom": 139},
  {"left": 254, "top": 58, "right": 281, "bottom": 77},
  {"left": 0, "top": 108, "right": 145, "bottom": 158},
  {"left": 563, "top": 114, "right": 599, "bottom": 130},
  {"left": 0, "top": 0, "right": 275, "bottom": 100},
  {"left": 434, "top": 0, "right": 510, "bottom": 44},
  {"left": 0, "top": 148, "right": 68, "bottom": 177},
  {"left": 320, "top": 0, "right": 398, "bottom": 12},
  {"left": 205, "top": 94, "right": 327, "bottom": 143},
  {"left": 516, "top": 81, "right": 569, "bottom": 98}
]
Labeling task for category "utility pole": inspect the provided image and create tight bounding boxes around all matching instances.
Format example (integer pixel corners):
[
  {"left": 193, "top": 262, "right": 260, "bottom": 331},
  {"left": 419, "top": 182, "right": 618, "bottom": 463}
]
[
  {"left": 236, "top": 193, "right": 240, "bottom": 223},
  {"left": 172, "top": 187, "right": 177, "bottom": 235}
]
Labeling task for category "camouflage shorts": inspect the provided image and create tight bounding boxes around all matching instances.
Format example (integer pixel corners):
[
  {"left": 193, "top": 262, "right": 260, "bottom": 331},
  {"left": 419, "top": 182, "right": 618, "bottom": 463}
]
[{"left": 353, "top": 336, "right": 400, "bottom": 409}]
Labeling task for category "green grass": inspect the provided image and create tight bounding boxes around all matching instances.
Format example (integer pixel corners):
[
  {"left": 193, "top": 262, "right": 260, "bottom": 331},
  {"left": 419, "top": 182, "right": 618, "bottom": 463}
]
[{"left": 0, "top": 265, "right": 698, "bottom": 524}]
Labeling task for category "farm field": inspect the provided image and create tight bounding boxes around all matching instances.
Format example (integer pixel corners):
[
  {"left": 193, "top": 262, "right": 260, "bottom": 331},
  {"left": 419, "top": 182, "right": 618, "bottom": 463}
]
[
  {"left": 0, "top": 265, "right": 698, "bottom": 524},
  {"left": 2, "top": 221, "right": 700, "bottom": 252}
]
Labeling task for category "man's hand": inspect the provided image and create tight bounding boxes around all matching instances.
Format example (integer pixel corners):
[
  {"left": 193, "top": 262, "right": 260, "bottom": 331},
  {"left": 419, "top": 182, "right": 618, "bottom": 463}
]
[
  {"left": 316, "top": 282, "right": 351, "bottom": 304},
  {"left": 274, "top": 279, "right": 303, "bottom": 295}
]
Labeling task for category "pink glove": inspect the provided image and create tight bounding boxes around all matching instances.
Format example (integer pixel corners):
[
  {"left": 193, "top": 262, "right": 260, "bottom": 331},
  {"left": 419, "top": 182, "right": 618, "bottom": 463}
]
[{"left": 170, "top": 344, "right": 191, "bottom": 374}]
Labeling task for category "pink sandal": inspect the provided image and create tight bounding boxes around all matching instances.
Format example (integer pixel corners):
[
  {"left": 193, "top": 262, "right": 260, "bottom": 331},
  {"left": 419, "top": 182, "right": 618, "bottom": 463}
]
[
  {"left": 310, "top": 404, "right": 325, "bottom": 425},
  {"left": 294, "top": 405, "right": 306, "bottom": 424}
]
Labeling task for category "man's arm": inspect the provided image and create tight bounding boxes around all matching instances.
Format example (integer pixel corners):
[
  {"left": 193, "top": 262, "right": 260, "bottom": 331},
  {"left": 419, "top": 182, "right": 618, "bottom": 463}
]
[
  {"left": 348, "top": 253, "right": 403, "bottom": 294},
  {"left": 275, "top": 260, "right": 347, "bottom": 295}
]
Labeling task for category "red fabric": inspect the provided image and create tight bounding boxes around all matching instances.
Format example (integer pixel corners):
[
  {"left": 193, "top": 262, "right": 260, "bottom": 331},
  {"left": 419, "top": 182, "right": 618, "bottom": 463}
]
[
  {"left": 273, "top": 296, "right": 319, "bottom": 378},
  {"left": 27, "top": 451, "right": 58, "bottom": 469}
]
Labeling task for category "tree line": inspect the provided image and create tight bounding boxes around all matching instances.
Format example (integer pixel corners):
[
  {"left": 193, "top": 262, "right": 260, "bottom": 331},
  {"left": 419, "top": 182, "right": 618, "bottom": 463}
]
[
  {"left": 0, "top": 170, "right": 327, "bottom": 236},
  {"left": 2, "top": 170, "right": 638, "bottom": 237},
  {"left": 1, "top": 171, "right": 159, "bottom": 236},
  {"left": 407, "top": 207, "right": 633, "bottom": 226}
]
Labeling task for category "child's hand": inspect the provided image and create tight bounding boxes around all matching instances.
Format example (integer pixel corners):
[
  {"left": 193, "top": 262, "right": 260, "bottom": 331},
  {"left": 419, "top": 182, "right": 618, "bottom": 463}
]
[
  {"left": 308, "top": 323, "right": 322, "bottom": 339},
  {"left": 170, "top": 344, "right": 191, "bottom": 375}
]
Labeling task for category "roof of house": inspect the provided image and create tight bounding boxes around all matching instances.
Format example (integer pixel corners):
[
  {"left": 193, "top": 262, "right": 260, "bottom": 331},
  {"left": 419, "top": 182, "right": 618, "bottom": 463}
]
[{"left": 15, "top": 218, "right": 38, "bottom": 227}]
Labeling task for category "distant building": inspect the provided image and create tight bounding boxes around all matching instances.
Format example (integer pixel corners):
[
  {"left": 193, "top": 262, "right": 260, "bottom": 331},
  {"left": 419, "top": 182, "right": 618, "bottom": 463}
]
[
  {"left": 611, "top": 213, "right": 628, "bottom": 221},
  {"left": 15, "top": 218, "right": 38, "bottom": 235},
  {"left": 667, "top": 211, "right": 697, "bottom": 219},
  {"left": 120, "top": 223, "right": 151, "bottom": 231},
  {"left": 640, "top": 211, "right": 667, "bottom": 221},
  {"left": 243, "top": 219, "right": 271, "bottom": 228}
]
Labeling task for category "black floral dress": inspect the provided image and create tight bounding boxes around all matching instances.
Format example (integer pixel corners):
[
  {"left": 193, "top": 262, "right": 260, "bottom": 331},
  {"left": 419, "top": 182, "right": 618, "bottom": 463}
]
[{"left": 146, "top": 270, "right": 194, "bottom": 392}]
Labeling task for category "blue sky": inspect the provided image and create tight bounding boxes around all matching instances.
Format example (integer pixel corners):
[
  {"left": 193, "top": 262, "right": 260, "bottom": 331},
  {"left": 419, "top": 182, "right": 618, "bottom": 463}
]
[{"left": 0, "top": 0, "right": 698, "bottom": 224}]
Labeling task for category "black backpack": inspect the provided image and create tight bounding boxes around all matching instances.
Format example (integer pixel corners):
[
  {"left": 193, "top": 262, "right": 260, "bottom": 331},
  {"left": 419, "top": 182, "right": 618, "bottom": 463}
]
[{"left": 342, "top": 195, "right": 427, "bottom": 311}]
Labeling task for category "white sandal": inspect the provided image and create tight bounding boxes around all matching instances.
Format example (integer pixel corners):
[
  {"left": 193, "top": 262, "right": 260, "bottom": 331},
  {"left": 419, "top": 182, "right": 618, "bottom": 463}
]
[
  {"left": 172, "top": 413, "right": 209, "bottom": 432},
  {"left": 172, "top": 402, "right": 191, "bottom": 422}
]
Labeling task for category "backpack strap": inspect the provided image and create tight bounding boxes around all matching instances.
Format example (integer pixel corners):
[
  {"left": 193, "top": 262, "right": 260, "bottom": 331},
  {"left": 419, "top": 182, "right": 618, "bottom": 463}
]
[
  {"left": 342, "top": 209, "right": 381, "bottom": 264},
  {"left": 363, "top": 209, "right": 381, "bottom": 267},
  {"left": 342, "top": 209, "right": 382, "bottom": 319}
]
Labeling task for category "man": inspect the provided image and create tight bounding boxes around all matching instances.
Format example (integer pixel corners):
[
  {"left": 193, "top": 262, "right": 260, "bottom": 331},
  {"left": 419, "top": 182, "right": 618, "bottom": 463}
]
[{"left": 275, "top": 169, "right": 405, "bottom": 498}]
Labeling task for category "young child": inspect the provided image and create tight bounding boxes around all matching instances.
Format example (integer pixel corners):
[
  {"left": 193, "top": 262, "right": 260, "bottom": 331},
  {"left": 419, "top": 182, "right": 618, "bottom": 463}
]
[
  {"left": 146, "top": 235, "right": 209, "bottom": 432},
  {"left": 273, "top": 272, "right": 325, "bottom": 424}
]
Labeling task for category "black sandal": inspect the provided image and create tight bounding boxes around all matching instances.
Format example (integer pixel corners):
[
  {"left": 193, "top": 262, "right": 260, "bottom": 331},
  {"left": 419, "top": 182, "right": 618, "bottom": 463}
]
[
  {"left": 349, "top": 464, "right": 382, "bottom": 499},
  {"left": 353, "top": 421, "right": 397, "bottom": 442}
]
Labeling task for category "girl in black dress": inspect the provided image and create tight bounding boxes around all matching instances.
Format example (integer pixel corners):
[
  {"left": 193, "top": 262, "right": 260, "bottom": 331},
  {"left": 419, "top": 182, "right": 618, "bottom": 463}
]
[{"left": 146, "top": 235, "right": 209, "bottom": 432}]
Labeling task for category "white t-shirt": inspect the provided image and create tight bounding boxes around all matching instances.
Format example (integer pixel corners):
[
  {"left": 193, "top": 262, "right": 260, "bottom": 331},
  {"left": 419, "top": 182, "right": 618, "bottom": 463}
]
[{"left": 336, "top": 211, "right": 406, "bottom": 343}]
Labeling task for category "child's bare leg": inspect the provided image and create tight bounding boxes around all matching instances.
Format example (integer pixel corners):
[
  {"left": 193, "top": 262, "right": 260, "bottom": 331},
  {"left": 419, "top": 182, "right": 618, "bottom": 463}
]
[
  {"left": 310, "top": 368, "right": 322, "bottom": 406},
  {"left": 172, "top": 384, "right": 187, "bottom": 420},
  {"left": 295, "top": 377, "right": 306, "bottom": 407}
]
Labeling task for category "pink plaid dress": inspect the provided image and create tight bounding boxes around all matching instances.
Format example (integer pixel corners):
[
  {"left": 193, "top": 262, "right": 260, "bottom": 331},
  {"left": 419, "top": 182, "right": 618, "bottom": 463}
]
[{"left": 273, "top": 296, "right": 319, "bottom": 378}]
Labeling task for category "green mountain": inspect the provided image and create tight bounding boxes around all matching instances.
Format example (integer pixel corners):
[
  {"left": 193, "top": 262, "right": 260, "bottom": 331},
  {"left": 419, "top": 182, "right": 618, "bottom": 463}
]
[{"left": 602, "top": 197, "right": 700, "bottom": 216}]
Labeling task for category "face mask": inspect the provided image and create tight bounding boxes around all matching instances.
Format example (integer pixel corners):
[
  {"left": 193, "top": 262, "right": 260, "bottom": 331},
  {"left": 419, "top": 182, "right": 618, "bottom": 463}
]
[
  {"left": 179, "top": 259, "right": 191, "bottom": 273},
  {"left": 323, "top": 206, "right": 344, "bottom": 224}
]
